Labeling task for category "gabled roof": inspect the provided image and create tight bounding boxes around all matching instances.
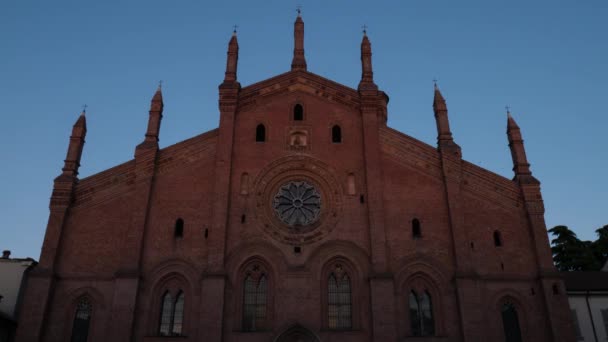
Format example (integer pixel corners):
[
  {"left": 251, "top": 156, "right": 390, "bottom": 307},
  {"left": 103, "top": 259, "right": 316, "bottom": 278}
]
[{"left": 237, "top": 70, "right": 364, "bottom": 110}]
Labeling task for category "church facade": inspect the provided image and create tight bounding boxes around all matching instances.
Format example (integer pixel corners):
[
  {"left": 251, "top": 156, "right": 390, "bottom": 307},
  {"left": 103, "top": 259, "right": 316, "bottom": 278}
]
[{"left": 15, "top": 14, "right": 575, "bottom": 342}]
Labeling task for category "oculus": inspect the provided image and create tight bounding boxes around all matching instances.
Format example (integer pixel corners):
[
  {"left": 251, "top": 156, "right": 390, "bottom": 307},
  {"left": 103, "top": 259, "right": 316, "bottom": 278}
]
[{"left": 273, "top": 181, "right": 321, "bottom": 226}]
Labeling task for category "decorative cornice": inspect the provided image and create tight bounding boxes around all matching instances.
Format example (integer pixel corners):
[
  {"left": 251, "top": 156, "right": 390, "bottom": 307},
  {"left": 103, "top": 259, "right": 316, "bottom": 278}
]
[
  {"left": 72, "top": 129, "right": 219, "bottom": 209},
  {"left": 238, "top": 70, "right": 361, "bottom": 110}
]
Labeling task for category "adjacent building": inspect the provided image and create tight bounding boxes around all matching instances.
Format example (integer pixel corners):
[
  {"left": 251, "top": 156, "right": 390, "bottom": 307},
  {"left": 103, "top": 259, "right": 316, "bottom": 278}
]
[
  {"left": 564, "top": 269, "right": 608, "bottom": 342},
  {"left": 0, "top": 251, "right": 36, "bottom": 342}
]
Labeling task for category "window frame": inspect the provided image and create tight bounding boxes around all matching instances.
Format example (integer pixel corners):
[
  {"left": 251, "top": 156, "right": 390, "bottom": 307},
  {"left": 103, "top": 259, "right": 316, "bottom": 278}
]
[
  {"left": 69, "top": 296, "right": 93, "bottom": 342},
  {"left": 331, "top": 125, "right": 342, "bottom": 143},
  {"left": 148, "top": 273, "right": 191, "bottom": 338},
  {"left": 399, "top": 273, "right": 442, "bottom": 338},
  {"left": 255, "top": 123, "right": 266, "bottom": 142},
  {"left": 293, "top": 103, "right": 305, "bottom": 121},
  {"left": 157, "top": 289, "right": 186, "bottom": 337},
  {"left": 320, "top": 258, "right": 360, "bottom": 331},
  {"left": 235, "top": 259, "right": 274, "bottom": 332}
]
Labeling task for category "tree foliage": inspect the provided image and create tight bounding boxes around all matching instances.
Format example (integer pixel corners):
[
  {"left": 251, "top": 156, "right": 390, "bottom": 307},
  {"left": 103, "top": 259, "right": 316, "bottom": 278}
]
[{"left": 548, "top": 225, "right": 608, "bottom": 271}]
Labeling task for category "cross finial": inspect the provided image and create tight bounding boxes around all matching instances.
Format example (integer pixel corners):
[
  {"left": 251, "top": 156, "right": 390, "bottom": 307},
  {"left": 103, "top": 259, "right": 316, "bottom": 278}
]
[
  {"left": 158, "top": 80, "right": 163, "bottom": 89},
  {"left": 505, "top": 105, "right": 511, "bottom": 114},
  {"left": 296, "top": 4, "right": 302, "bottom": 15},
  {"left": 362, "top": 24, "right": 368, "bottom": 35},
  {"left": 81, "top": 104, "right": 87, "bottom": 114},
  {"left": 433, "top": 78, "right": 438, "bottom": 89},
  {"left": 232, "top": 25, "right": 238, "bottom": 34}
]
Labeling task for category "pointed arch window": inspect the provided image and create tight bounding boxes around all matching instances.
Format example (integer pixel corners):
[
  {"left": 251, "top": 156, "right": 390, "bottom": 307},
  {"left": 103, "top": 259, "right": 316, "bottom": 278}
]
[
  {"left": 328, "top": 264, "right": 352, "bottom": 330},
  {"left": 294, "top": 104, "right": 304, "bottom": 121},
  {"left": 494, "top": 230, "right": 502, "bottom": 247},
  {"left": 242, "top": 265, "right": 268, "bottom": 331},
  {"left": 332, "top": 125, "right": 342, "bottom": 143},
  {"left": 159, "top": 291, "right": 185, "bottom": 336},
  {"left": 255, "top": 124, "right": 266, "bottom": 142},
  {"left": 70, "top": 297, "right": 92, "bottom": 342},
  {"left": 409, "top": 291, "right": 434, "bottom": 336},
  {"left": 412, "top": 218, "right": 422, "bottom": 239},
  {"left": 501, "top": 302, "right": 523, "bottom": 342}
]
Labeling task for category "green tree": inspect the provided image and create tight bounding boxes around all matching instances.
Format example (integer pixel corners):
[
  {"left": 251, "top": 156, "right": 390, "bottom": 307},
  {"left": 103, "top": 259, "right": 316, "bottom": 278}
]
[
  {"left": 593, "top": 225, "right": 608, "bottom": 267},
  {"left": 549, "top": 225, "right": 583, "bottom": 271},
  {"left": 548, "top": 225, "right": 607, "bottom": 271}
]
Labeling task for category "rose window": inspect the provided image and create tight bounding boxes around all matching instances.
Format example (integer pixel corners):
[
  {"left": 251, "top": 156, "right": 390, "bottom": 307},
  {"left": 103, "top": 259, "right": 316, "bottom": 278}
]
[{"left": 272, "top": 181, "right": 321, "bottom": 226}]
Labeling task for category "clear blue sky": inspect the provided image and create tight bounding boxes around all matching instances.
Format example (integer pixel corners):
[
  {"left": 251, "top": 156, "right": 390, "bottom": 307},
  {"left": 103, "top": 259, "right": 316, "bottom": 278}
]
[{"left": 1, "top": 1, "right": 606, "bottom": 259}]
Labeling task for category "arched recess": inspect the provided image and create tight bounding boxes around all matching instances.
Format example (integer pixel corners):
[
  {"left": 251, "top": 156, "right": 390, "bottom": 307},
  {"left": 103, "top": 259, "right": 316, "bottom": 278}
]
[
  {"left": 62, "top": 286, "right": 106, "bottom": 341},
  {"left": 486, "top": 290, "right": 531, "bottom": 342},
  {"left": 273, "top": 324, "right": 321, "bottom": 342},
  {"left": 144, "top": 259, "right": 198, "bottom": 336},
  {"left": 318, "top": 255, "right": 363, "bottom": 330},
  {"left": 225, "top": 240, "right": 286, "bottom": 331},
  {"left": 394, "top": 256, "right": 449, "bottom": 337},
  {"left": 225, "top": 239, "right": 288, "bottom": 283},
  {"left": 233, "top": 256, "right": 276, "bottom": 331},
  {"left": 402, "top": 272, "right": 441, "bottom": 337}
]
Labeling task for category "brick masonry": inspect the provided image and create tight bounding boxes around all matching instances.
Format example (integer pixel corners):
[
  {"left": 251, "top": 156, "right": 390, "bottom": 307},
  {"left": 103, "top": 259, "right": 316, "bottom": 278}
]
[{"left": 14, "top": 15, "right": 576, "bottom": 342}]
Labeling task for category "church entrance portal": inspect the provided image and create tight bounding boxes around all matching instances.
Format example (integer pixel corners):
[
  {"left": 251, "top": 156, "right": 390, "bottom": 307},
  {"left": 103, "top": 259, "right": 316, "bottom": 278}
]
[{"left": 274, "top": 325, "right": 320, "bottom": 342}]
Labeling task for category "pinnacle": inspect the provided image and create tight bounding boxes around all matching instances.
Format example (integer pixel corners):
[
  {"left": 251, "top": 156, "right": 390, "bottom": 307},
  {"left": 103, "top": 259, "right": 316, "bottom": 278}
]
[
  {"left": 433, "top": 86, "right": 447, "bottom": 111},
  {"left": 507, "top": 111, "right": 520, "bottom": 130},
  {"left": 152, "top": 85, "right": 163, "bottom": 102},
  {"left": 74, "top": 110, "right": 87, "bottom": 128}
]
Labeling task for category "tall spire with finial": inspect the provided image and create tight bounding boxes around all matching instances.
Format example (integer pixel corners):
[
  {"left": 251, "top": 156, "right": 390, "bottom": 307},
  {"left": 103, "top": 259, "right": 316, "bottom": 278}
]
[
  {"left": 60, "top": 108, "right": 87, "bottom": 179},
  {"left": 224, "top": 26, "right": 239, "bottom": 82},
  {"left": 140, "top": 83, "right": 164, "bottom": 147},
  {"left": 506, "top": 108, "right": 535, "bottom": 182},
  {"left": 291, "top": 7, "right": 307, "bottom": 71},
  {"left": 358, "top": 25, "right": 377, "bottom": 91},
  {"left": 433, "top": 82, "right": 454, "bottom": 143}
]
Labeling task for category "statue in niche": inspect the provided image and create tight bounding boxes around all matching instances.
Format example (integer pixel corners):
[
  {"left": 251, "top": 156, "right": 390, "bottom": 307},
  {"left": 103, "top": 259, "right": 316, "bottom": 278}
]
[{"left": 289, "top": 130, "right": 308, "bottom": 150}]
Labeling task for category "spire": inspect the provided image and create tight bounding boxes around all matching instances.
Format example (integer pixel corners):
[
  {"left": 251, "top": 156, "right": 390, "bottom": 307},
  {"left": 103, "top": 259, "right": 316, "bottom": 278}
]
[
  {"left": 141, "top": 84, "right": 164, "bottom": 146},
  {"left": 506, "top": 109, "right": 537, "bottom": 183},
  {"left": 59, "top": 109, "right": 87, "bottom": 179},
  {"left": 152, "top": 82, "right": 163, "bottom": 106},
  {"left": 358, "top": 26, "right": 377, "bottom": 91},
  {"left": 291, "top": 9, "right": 307, "bottom": 71},
  {"left": 432, "top": 83, "right": 457, "bottom": 150},
  {"left": 224, "top": 27, "right": 239, "bottom": 82},
  {"left": 433, "top": 82, "right": 447, "bottom": 112}
]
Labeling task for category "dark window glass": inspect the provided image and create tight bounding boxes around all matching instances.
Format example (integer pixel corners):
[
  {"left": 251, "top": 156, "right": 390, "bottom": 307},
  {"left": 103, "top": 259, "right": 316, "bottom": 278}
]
[
  {"left": 243, "top": 274, "right": 267, "bottom": 331},
  {"left": 494, "top": 231, "right": 502, "bottom": 247},
  {"left": 420, "top": 292, "right": 435, "bottom": 336},
  {"left": 175, "top": 219, "right": 184, "bottom": 238},
  {"left": 332, "top": 125, "right": 342, "bottom": 143},
  {"left": 409, "top": 291, "right": 434, "bottom": 336},
  {"left": 158, "top": 291, "right": 185, "bottom": 336},
  {"left": 172, "top": 292, "right": 184, "bottom": 335},
  {"left": 294, "top": 104, "right": 303, "bottom": 121},
  {"left": 70, "top": 297, "right": 92, "bottom": 342},
  {"left": 328, "top": 272, "right": 352, "bottom": 330},
  {"left": 256, "top": 124, "right": 266, "bottom": 142},
  {"left": 501, "top": 303, "right": 523, "bottom": 342},
  {"left": 409, "top": 291, "right": 421, "bottom": 336},
  {"left": 159, "top": 292, "right": 173, "bottom": 336},
  {"left": 412, "top": 219, "right": 422, "bottom": 239}
]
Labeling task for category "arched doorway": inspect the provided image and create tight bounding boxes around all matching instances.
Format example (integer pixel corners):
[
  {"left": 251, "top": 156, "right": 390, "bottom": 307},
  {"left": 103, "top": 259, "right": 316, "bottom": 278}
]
[{"left": 274, "top": 324, "right": 320, "bottom": 342}]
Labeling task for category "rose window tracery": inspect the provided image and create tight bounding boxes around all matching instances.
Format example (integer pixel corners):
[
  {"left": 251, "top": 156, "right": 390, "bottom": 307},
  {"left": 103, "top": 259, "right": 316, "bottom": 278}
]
[{"left": 272, "top": 181, "right": 321, "bottom": 226}]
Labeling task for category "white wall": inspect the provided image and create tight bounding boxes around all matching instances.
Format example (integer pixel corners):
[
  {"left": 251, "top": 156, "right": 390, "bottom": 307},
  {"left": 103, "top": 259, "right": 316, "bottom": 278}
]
[
  {"left": 569, "top": 293, "right": 608, "bottom": 342},
  {"left": 0, "top": 259, "right": 33, "bottom": 319}
]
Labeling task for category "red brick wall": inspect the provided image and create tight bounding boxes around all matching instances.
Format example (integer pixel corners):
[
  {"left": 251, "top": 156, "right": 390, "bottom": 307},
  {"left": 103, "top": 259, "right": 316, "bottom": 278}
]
[{"left": 15, "top": 72, "right": 575, "bottom": 342}]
